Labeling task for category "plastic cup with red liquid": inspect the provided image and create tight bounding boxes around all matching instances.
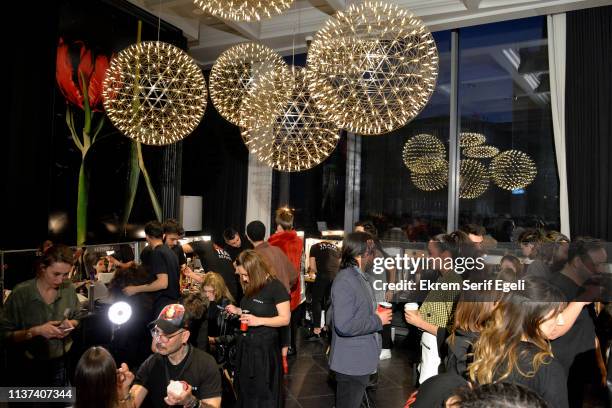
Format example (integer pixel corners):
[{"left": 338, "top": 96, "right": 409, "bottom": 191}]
[
  {"left": 377, "top": 302, "right": 392, "bottom": 325},
  {"left": 240, "top": 310, "right": 250, "bottom": 332}
]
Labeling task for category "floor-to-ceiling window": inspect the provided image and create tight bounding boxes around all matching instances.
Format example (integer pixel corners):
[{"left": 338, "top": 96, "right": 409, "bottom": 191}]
[
  {"left": 358, "top": 31, "right": 452, "bottom": 240},
  {"left": 458, "top": 17, "right": 558, "bottom": 242}
]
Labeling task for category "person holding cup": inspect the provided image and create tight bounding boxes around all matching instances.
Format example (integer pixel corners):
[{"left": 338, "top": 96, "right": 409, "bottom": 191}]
[
  {"left": 329, "top": 232, "right": 392, "bottom": 408},
  {"left": 119, "top": 303, "right": 222, "bottom": 408},
  {"left": 226, "top": 250, "right": 290, "bottom": 408}
]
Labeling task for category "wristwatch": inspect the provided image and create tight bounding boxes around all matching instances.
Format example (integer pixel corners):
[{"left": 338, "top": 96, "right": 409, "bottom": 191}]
[{"left": 25, "top": 329, "right": 33, "bottom": 340}]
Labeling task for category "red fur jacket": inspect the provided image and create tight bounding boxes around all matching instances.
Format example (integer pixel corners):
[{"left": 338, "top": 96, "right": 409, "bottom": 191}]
[{"left": 269, "top": 230, "right": 303, "bottom": 311}]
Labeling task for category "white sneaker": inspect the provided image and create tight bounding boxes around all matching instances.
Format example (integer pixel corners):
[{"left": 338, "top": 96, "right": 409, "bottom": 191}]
[{"left": 379, "top": 349, "right": 392, "bottom": 360}]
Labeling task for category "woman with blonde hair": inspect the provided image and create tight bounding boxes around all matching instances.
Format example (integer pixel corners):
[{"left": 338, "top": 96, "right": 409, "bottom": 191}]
[
  {"left": 468, "top": 277, "right": 569, "bottom": 408},
  {"left": 225, "top": 250, "right": 290, "bottom": 408},
  {"left": 202, "top": 271, "right": 235, "bottom": 305},
  {"left": 201, "top": 272, "right": 236, "bottom": 349}
]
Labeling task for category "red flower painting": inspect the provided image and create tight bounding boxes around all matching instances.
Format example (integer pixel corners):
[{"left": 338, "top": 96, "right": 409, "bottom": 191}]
[
  {"left": 55, "top": 37, "right": 111, "bottom": 245},
  {"left": 56, "top": 38, "right": 109, "bottom": 112}
]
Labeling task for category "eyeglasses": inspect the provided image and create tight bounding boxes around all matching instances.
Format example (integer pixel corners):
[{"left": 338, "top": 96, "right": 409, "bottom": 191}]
[{"left": 150, "top": 328, "right": 184, "bottom": 343}]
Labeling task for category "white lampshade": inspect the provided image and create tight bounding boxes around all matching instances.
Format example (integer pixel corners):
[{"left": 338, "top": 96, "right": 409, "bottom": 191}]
[{"left": 180, "top": 196, "right": 203, "bottom": 232}]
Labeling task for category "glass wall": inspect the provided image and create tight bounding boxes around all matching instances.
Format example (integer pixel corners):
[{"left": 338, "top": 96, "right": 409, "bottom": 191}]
[
  {"left": 359, "top": 30, "right": 452, "bottom": 241},
  {"left": 458, "top": 18, "right": 559, "bottom": 242},
  {"left": 271, "top": 16, "right": 560, "bottom": 240}
]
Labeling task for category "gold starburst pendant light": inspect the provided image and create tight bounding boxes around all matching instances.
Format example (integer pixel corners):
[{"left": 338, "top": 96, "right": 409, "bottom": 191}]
[
  {"left": 102, "top": 41, "right": 207, "bottom": 145},
  {"left": 193, "top": 0, "right": 294, "bottom": 22},
  {"left": 490, "top": 150, "right": 537, "bottom": 190},
  {"left": 411, "top": 159, "right": 448, "bottom": 191},
  {"left": 460, "top": 159, "right": 489, "bottom": 199},
  {"left": 242, "top": 67, "right": 340, "bottom": 172},
  {"left": 402, "top": 134, "right": 446, "bottom": 174},
  {"left": 463, "top": 145, "right": 499, "bottom": 159},
  {"left": 459, "top": 132, "right": 486, "bottom": 148},
  {"left": 306, "top": 1, "right": 439, "bottom": 135},
  {"left": 209, "top": 43, "right": 292, "bottom": 128}
]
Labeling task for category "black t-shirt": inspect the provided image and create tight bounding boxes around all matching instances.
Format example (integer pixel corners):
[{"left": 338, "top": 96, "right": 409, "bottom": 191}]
[
  {"left": 550, "top": 273, "right": 597, "bottom": 374},
  {"left": 134, "top": 346, "right": 221, "bottom": 408},
  {"left": 143, "top": 244, "right": 180, "bottom": 302},
  {"left": 223, "top": 234, "right": 253, "bottom": 261},
  {"left": 240, "top": 278, "right": 290, "bottom": 335},
  {"left": 309, "top": 241, "right": 340, "bottom": 281},
  {"left": 140, "top": 245, "right": 153, "bottom": 269},
  {"left": 170, "top": 244, "right": 186, "bottom": 267},
  {"left": 189, "top": 241, "right": 238, "bottom": 300},
  {"left": 497, "top": 342, "right": 568, "bottom": 408}
]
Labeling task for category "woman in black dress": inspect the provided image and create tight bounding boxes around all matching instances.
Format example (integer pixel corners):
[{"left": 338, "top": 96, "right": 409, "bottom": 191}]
[{"left": 226, "top": 250, "right": 290, "bottom": 408}]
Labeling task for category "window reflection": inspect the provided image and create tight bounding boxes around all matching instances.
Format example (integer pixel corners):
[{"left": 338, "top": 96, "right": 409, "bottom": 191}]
[
  {"left": 359, "top": 31, "right": 452, "bottom": 242},
  {"left": 458, "top": 17, "right": 559, "bottom": 242}
]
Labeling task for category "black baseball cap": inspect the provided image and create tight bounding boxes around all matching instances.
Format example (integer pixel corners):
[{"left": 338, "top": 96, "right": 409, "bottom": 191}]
[{"left": 149, "top": 304, "right": 190, "bottom": 334}]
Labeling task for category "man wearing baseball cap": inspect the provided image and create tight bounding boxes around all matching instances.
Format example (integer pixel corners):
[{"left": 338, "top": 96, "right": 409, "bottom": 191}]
[{"left": 118, "top": 304, "right": 222, "bottom": 408}]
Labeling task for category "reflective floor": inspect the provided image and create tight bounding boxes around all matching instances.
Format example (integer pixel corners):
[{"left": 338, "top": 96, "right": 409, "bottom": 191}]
[
  {"left": 284, "top": 330, "right": 417, "bottom": 408},
  {"left": 284, "top": 329, "right": 608, "bottom": 408}
]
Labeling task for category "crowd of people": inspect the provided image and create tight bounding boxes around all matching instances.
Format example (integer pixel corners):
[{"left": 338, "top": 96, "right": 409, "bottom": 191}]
[{"left": 0, "top": 210, "right": 610, "bottom": 408}]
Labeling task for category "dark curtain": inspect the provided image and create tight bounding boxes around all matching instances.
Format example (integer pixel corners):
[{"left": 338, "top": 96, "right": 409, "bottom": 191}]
[
  {"left": 566, "top": 5, "right": 612, "bottom": 240},
  {"left": 181, "top": 78, "right": 249, "bottom": 243},
  {"left": 1, "top": 1, "right": 59, "bottom": 249}
]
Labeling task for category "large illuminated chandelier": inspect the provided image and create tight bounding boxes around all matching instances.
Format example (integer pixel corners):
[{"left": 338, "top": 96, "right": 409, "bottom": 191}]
[
  {"left": 209, "top": 43, "right": 292, "bottom": 128},
  {"left": 102, "top": 41, "right": 207, "bottom": 145},
  {"left": 306, "top": 1, "right": 439, "bottom": 135},
  {"left": 490, "top": 149, "right": 537, "bottom": 190},
  {"left": 193, "top": 0, "right": 293, "bottom": 22},
  {"left": 242, "top": 67, "right": 340, "bottom": 172},
  {"left": 402, "top": 134, "right": 446, "bottom": 174}
]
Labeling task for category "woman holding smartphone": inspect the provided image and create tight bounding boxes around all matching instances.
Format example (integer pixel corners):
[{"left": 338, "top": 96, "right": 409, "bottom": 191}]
[
  {"left": 225, "top": 250, "right": 290, "bottom": 408},
  {"left": 0, "top": 245, "right": 80, "bottom": 386}
]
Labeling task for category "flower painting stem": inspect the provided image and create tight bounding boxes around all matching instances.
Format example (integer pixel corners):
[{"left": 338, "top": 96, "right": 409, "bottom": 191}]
[{"left": 76, "top": 159, "right": 88, "bottom": 246}]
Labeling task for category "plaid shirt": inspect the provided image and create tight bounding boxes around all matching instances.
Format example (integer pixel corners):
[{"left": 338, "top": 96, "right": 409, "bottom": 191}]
[{"left": 418, "top": 271, "right": 463, "bottom": 329}]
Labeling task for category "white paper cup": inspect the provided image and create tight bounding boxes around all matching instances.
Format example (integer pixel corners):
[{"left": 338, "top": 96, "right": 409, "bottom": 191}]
[{"left": 404, "top": 302, "right": 419, "bottom": 311}]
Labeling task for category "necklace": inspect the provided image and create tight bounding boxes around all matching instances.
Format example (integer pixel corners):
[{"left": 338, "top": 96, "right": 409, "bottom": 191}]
[{"left": 164, "top": 344, "right": 191, "bottom": 384}]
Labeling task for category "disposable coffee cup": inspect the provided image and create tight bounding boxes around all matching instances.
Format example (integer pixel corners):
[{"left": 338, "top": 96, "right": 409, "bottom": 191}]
[
  {"left": 377, "top": 301, "right": 392, "bottom": 313},
  {"left": 404, "top": 303, "right": 419, "bottom": 311},
  {"left": 240, "top": 310, "right": 250, "bottom": 332}
]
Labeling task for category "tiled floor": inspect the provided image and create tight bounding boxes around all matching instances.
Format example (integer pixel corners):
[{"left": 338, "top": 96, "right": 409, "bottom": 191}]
[{"left": 284, "top": 330, "right": 417, "bottom": 408}]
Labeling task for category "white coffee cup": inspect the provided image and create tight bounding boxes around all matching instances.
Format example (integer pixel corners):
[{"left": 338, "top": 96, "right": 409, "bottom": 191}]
[{"left": 404, "top": 302, "right": 419, "bottom": 311}]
